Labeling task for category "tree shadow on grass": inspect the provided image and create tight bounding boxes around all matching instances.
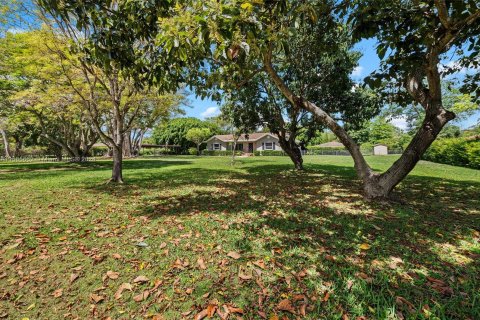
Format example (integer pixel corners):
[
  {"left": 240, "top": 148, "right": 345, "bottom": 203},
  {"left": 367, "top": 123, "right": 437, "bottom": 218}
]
[
  {"left": 123, "top": 162, "right": 479, "bottom": 318},
  {"left": 0, "top": 159, "right": 194, "bottom": 183}
]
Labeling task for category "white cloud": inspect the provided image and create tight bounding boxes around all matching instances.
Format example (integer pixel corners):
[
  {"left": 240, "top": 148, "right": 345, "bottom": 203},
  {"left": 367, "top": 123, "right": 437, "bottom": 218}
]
[
  {"left": 6, "top": 28, "right": 26, "bottom": 34},
  {"left": 200, "top": 106, "right": 220, "bottom": 119},
  {"left": 389, "top": 116, "right": 408, "bottom": 130},
  {"left": 441, "top": 60, "right": 480, "bottom": 75},
  {"left": 351, "top": 66, "right": 364, "bottom": 78}
]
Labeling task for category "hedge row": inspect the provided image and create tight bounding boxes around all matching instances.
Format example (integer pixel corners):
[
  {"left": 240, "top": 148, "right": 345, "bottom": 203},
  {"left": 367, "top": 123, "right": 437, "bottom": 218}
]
[
  {"left": 201, "top": 150, "right": 242, "bottom": 156},
  {"left": 253, "top": 150, "right": 285, "bottom": 156},
  {"left": 423, "top": 137, "right": 480, "bottom": 169}
]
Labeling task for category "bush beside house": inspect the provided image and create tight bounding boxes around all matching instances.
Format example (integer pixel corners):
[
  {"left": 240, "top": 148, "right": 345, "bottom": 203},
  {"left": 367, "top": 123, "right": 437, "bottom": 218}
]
[{"left": 202, "top": 150, "right": 243, "bottom": 156}]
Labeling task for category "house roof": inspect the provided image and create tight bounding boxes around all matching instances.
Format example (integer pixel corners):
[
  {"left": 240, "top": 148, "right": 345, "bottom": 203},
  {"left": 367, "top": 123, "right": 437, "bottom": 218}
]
[
  {"left": 206, "top": 133, "right": 278, "bottom": 143},
  {"left": 316, "top": 141, "right": 345, "bottom": 148}
]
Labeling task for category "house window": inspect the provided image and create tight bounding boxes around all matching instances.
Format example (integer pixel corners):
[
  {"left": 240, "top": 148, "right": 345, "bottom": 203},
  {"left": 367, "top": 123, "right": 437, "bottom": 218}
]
[
  {"left": 264, "top": 142, "right": 274, "bottom": 150},
  {"left": 213, "top": 143, "right": 221, "bottom": 150},
  {"left": 235, "top": 144, "right": 244, "bottom": 151}
]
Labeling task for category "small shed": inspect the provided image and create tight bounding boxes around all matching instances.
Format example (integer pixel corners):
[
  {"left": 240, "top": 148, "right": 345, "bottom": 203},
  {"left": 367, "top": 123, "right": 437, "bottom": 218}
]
[{"left": 373, "top": 144, "right": 388, "bottom": 155}]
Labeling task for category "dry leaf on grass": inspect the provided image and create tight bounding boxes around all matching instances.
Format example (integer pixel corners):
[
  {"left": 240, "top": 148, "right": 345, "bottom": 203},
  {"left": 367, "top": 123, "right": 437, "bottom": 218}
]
[
  {"left": 253, "top": 260, "right": 266, "bottom": 269},
  {"left": 227, "top": 251, "right": 241, "bottom": 259},
  {"left": 114, "top": 283, "right": 132, "bottom": 300},
  {"left": 194, "top": 309, "right": 209, "bottom": 320},
  {"left": 90, "top": 293, "right": 104, "bottom": 304},
  {"left": 133, "top": 276, "right": 149, "bottom": 283},
  {"left": 395, "top": 296, "right": 415, "bottom": 314},
  {"left": 356, "top": 272, "right": 373, "bottom": 283},
  {"left": 133, "top": 290, "right": 149, "bottom": 302},
  {"left": 106, "top": 270, "right": 119, "bottom": 280},
  {"left": 277, "top": 299, "right": 296, "bottom": 314},
  {"left": 52, "top": 288, "right": 63, "bottom": 298},
  {"left": 197, "top": 257, "right": 207, "bottom": 270},
  {"left": 69, "top": 273, "right": 79, "bottom": 283}
]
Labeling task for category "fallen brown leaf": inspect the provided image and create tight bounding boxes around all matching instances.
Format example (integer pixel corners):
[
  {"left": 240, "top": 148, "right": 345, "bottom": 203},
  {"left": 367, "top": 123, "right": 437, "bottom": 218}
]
[
  {"left": 323, "top": 291, "right": 330, "bottom": 302},
  {"left": 197, "top": 257, "right": 207, "bottom": 270},
  {"left": 227, "top": 305, "right": 244, "bottom": 314},
  {"left": 52, "top": 288, "right": 63, "bottom": 298},
  {"left": 133, "top": 275, "right": 149, "bottom": 283},
  {"left": 69, "top": 273, "right": 79, "bottom": 283},
  {"left": 106, "top": 270, "right": 119, "bottom": 280},
  {"left": 115, "top": 283, "right": 132, "bottom": 300},
  {"left": 277, "top": 299, "right": 295, "bottom": 314},
  {"left": 90, "top": 293, "right": 104, "bottom": 304},
  {"left": 133, "top": 290, "right": 149, "bottom": 302},
  {"left": 253, "top": 260, "right": 266, "bottom": 269},
  {"left": 194, "top": 309, "right": 209, "bottom": 320},
  {"left": 227, "top": 251, "right": 241, "bottom": 260},
  {"left": 207, "top": 304, "right": 218, "bottom": 317}
]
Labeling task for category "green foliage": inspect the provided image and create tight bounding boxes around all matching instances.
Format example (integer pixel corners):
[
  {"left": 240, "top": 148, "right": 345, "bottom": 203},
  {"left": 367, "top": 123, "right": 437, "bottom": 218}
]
[
  {"left": 90, "top": 146, "right": 108, "bottom": 157},
  {"left": 308, "top": 146, "right": 345, "bottom": 151},
  {"left": 350, "top": 117, "right": 409, "bottom": 149},
  {"left": 424, "top": 138, "right": 480, "bottom": 169},
  {"left": 187, "top": 147, "right": 198, "bottom": 155},
  {"left": 202, "top": 150, "right": 242, "bottom": 156},
  {"left": 253, "top": 150, "right": 285, "bottom": 156},
  {"left": 303, "top": 131, "right": 336, "bottom": 147},
  {"left": 185, "top": 127, "right": 211, "bottom": 148},
  {"left": 141, "top": 147, "right": 177, "bottom": 156},
  {"left": 153, "top": 118, "right": 218, "bottom": 153}
]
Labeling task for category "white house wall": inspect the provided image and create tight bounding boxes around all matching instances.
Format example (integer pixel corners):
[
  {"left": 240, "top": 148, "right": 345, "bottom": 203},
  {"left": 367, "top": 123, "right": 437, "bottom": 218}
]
[
  {"left": 207, "top": 138, "right": 227, "bottom": 151},
  {"left": 255, "top": 136, "right": 282, "bottom": 151},
  {"left": 206, "top": 135, "right": 284, "bottom": 152}
]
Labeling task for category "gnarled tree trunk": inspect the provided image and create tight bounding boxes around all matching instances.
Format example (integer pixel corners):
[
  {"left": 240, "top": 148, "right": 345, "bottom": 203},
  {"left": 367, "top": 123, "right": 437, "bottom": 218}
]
[
  {"left": 277, "top": 135, "right": 303, "bottom": 170},
  {"left": 363, "top": 107, "right": 454, "bottom": 198}
]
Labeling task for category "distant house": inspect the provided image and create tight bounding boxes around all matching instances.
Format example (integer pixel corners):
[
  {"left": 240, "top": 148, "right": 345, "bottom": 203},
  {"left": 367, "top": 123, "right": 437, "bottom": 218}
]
[
  {"left": 315, "top": 141, "right": 345, "bottom": 148},
  {"left": 205, "top": 133, "right": 282, "bottom": 153}
]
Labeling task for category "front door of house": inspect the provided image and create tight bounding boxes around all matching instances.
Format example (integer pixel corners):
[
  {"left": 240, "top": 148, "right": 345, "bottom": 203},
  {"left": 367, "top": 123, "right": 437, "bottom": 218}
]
[{"left": 248, "top": 143, "right": 254, "bottom": 153}]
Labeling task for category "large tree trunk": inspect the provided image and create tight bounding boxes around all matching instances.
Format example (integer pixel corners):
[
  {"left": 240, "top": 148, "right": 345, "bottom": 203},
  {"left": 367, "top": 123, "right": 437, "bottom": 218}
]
[
  {"left": 363, "top": 107, "right": 454, "bottom": 199},
  {"left": 123, "top": 133, "right": 132, "bottom": 158},
  {"left": 0, "top": 129, "right": 12, "bottom": 158},
  {"left": 111, "top": 145, "right": 124, "bottom": 183},
  {"left": 277, "top": 135, "right": 303, "bottom": 170}
]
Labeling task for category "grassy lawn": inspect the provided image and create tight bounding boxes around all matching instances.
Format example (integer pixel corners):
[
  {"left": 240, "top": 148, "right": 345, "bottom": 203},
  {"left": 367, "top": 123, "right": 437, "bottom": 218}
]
[{"left": 0, "top": 155, "right": 479, "bottom": 319}]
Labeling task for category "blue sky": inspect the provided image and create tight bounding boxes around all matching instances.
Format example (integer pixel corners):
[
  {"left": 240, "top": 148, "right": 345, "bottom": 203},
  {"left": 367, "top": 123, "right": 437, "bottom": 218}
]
[{"left": 185, "top": 38, "right": 479, "bottom": 130}]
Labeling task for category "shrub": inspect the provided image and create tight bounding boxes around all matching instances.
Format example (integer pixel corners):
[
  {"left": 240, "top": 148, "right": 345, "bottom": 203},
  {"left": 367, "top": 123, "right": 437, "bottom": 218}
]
[
  {"left": 307, "top": 145, "right": 345, "bottom": 151},
  {"left": 188, "top": 147, "right": 198, "bottom": 155},
  {"left": 140, "top": 148, "right": 178, "bottom": 156},
  {"left": 424, "top": 137, "right": 480, "bottom": 169},
  {"left": 254, "top": 150, "right": 285, "bottom": 156},
  {"left": 91, "top": 146, "right": 109, "bottom": 156},
  {"left": 202, "top": 150, "right": 242, "bottom": 156}
]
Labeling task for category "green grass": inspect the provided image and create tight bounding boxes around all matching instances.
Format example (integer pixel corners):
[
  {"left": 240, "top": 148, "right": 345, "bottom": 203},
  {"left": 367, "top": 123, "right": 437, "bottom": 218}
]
[{"left": 0, "top": 155, "right": 479, "bottom": 319}]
